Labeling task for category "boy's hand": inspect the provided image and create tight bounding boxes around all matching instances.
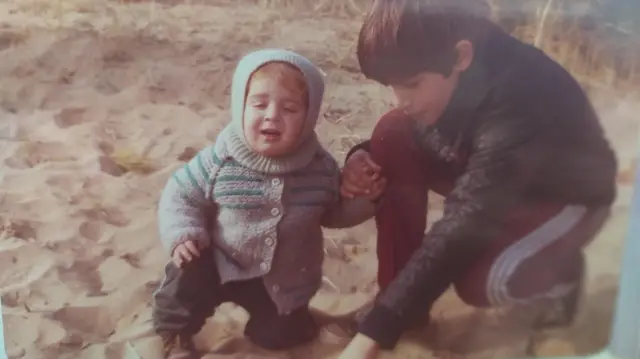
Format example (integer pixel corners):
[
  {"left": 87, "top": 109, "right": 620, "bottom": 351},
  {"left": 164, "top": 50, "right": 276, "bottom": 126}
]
[
  {"left": 336, "top": 334, "right": 380, "bottom": 359},
  {"left": 341, "top": 149, "right": 384, "bottom": 199},
  {"left": 172, "top": 239, "right": 203, "bottom": 268}
]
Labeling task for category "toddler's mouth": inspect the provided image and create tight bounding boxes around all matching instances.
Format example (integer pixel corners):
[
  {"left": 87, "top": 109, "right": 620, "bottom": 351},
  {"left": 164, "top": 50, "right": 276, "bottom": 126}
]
[{"left": 260, "top": 129, "right": 281, "bottom": 140}]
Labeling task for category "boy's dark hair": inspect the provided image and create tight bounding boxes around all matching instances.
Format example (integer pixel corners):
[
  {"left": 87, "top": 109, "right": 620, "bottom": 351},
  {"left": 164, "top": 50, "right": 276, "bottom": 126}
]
[{"left": 357, "top": 0, "right": 494, "bottom": 84}]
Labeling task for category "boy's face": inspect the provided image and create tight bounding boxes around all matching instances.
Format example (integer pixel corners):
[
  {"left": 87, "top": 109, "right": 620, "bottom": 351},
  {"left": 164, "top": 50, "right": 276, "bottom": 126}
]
[
  {"left": 388, "top": 40, "right": 474, "bottom": 125},
  {"left": 243, "top": 74, "right": 307, "bottom": 157},
  {"left": 389, "top": 71, "right": 459, "bottom": 125}
]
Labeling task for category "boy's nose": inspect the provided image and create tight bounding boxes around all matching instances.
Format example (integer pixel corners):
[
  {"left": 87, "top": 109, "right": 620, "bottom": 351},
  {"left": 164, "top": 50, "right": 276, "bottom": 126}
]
[{"left": 393, "top": 98, "right": 411, "bottom": 111}]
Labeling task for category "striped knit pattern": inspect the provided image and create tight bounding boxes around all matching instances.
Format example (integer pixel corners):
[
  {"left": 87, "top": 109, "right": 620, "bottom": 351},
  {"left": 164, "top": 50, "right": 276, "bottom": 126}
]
[{"left": 157, "top": 129, "right": 377, "bottom": 315}]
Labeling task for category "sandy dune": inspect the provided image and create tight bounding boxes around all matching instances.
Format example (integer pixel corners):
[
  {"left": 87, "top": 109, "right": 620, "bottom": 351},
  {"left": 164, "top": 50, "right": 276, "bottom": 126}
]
[{"left": 0, "top": 1, "right": 637, "bottom": 359}]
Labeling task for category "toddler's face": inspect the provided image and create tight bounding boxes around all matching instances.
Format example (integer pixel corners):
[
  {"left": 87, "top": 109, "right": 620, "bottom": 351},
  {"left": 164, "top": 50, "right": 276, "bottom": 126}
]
[{"left": 243, "top": 72, "right": 307, "bottom": 157}]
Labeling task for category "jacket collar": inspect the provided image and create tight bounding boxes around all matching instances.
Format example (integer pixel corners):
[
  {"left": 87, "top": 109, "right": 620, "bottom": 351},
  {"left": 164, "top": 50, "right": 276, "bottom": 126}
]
[{"left": 433, "top": 57, "right": 490, "bottom": 141}]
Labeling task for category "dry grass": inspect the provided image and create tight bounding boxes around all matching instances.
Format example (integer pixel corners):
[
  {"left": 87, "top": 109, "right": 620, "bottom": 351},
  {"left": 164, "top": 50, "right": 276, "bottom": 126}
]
[
  {"left": 1, "top": 0, "right": 636, "bottom": 154},
  {"left": 108, "top": 148, "right": 155, "bottom": 175},
  {"left": 489, "top": 0, "right": 639, "bottom": 91},
  {"left": 12, "top": 0, "right": 637, "bottom": 91},
  {"left": 266, "top": 0, "right": 640, "bottom": 91},
  {"left": 259, "top": 0, "right": 367, "bottom": 16}
]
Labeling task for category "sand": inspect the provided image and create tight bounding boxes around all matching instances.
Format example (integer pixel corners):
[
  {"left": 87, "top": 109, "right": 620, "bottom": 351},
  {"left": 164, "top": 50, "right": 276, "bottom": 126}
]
[{"left": 0, "top": 1, "right": 637, "bottom": 359}]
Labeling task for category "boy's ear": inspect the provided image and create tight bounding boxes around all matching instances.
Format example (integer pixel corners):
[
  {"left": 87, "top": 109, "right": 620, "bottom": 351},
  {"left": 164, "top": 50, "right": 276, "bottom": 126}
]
[{"left": 453, "top": 40, "right": 474, "bottom": 73}]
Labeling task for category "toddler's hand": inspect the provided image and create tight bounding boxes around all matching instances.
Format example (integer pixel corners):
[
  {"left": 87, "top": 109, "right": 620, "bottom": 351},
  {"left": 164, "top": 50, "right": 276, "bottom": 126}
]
[
  {"left": 364, "top": 177, "right": 387, "bottom": 202},
  {"left": 172, "top": 239, "right": 203, "bottom": 268}
]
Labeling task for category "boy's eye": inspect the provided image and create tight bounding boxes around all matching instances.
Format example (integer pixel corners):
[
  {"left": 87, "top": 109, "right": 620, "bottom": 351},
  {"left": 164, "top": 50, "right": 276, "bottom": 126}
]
[
  {"left": 252, "top": 102, "right": 267, "bottom": 109},
  {"left": 396, "top": 77, "right": 421, "bottom": 89},
  {"left": 403, "top": 81, "right": 419, "bottom": 88}
]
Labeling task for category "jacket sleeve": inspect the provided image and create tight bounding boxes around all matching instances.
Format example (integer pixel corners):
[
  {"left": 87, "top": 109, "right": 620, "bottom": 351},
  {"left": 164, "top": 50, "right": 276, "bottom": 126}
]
[
  {"left": 345, "top": 140, "right": 371, "bottom": 162},
  {"left": 358, "top": 113, "right": 546, "bottom": 349},
  {"left": 157, "top": 145, "right": 221, "bottom": 255},
  {"left": 321, "top": 193, "right": 378, "bottom": 229}
]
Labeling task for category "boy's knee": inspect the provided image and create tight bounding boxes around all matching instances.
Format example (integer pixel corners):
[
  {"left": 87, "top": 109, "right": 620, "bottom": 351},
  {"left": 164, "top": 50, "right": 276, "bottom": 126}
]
[
  {"left": 371, "top": 109, "right": 415, "bottom": 144},
  {"left": 370, "top": 109, "right": 419, "bottom": 162}
]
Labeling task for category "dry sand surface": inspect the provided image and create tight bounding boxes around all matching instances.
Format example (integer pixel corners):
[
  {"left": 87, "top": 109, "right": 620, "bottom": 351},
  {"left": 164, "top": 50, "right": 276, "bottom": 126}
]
[{"left": 0, "top": 1, "right": 638, "bottom": 359}]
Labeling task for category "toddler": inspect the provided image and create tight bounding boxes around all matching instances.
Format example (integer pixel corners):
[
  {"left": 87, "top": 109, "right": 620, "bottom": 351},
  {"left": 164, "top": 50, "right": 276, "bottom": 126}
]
[{"left": 152, "top": 49, "right": 382, "bottom": 359}]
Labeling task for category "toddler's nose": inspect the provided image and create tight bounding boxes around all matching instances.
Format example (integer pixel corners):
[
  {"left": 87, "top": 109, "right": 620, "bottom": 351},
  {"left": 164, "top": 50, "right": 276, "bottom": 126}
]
[{"left": 264, "top": 103, "right": 281, "bottom": 122}]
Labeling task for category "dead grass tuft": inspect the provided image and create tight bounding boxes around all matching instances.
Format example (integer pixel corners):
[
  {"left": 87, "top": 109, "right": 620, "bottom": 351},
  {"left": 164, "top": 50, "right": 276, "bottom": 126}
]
[
  {"left": 108, "top": 148, "right": 156, "bottom": 175},
  {"left": 259, "top": 0, "right": 366, "bottom": 17}
]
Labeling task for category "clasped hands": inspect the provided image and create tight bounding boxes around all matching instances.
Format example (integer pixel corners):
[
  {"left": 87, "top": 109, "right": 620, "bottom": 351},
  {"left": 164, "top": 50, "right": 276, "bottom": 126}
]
[{"left": 340, "top": 149, "right": 386, "bottom": 202}]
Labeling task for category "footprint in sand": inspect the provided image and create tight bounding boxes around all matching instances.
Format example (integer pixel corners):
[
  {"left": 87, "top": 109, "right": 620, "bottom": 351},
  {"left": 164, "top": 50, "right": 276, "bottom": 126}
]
[
  {"left": 93, "top": 47, "right": 136, "bottom": 96},
  {"left": 56, "top": 258, "right": 108, "bottom": 298},
  {"left": 93, "top": 70, "right": 126, "bottom": 96},
  {"left": 50, "top": 303, "right": 117, "bottom": 340},
  {"left": 0, "top": 30, "right": 27, "bottom": 51},
  {"left": 0, "top": 218, "right": 37, "bottom": 241},
  {"left": 53, "top": 107, "right": 87, "bottom": 129},
  {"left": 80, "top": 206, "right": 130, "bottom": 228},
  {"left": 78, "top": 220, "right": 103, "bottom": 242}
]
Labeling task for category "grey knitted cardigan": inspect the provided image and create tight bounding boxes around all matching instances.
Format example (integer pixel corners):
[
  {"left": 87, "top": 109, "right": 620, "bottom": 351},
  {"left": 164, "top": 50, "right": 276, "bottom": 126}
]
[{"left": 157, "top": 49, "right": 377, "bottom": 314}]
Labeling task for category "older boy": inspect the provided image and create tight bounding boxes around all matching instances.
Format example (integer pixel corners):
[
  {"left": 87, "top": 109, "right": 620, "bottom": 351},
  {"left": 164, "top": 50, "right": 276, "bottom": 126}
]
[{"left": 337, "top": 0, "right": 617, "bottom": 358}]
